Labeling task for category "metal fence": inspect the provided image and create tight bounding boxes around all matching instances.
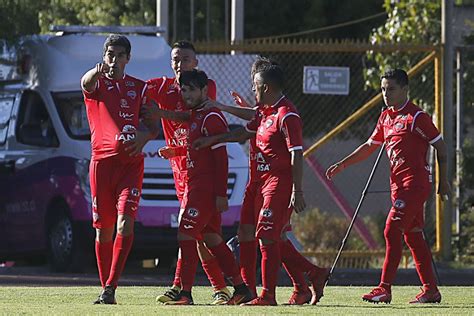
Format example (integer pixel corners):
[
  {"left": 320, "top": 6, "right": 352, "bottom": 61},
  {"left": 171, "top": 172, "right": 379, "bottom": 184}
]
[{"left": 196, "top": 39, "right": 441, "bottom": 267}]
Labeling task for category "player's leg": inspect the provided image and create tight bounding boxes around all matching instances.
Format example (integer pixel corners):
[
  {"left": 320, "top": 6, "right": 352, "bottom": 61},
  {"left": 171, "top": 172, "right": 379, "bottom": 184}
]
[
  {"left": 238, "top": 182, "right": 260, "bottom": 298},
  {"left": 402, "top": 188, "right": 440, "bottom": 303},
  {"left": 203, "top": 217, "right": 252, "bottom": 305},
  {"left": 90, "top": 159, "right": 117, "bottom": 304},
  {"left": 102, "top": 159, "right": 143, "bottom": 303}
]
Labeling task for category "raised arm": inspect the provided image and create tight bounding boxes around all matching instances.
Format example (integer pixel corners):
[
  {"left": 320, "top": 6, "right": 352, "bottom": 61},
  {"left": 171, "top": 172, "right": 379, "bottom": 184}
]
[
  {"left": 202, "top": 99, "right": 256, "bottom": 121},
  {"left": 192, "top": 126, "right": 254, "bottom": 150},
  {"left": 81, "top": 63, "right": 109, "bottom": 93}
]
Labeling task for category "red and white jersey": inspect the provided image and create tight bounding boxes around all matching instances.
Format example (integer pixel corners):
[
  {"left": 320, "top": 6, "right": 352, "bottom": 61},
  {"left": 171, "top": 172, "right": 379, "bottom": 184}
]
[
  {"left": 186, "top": 107, "right": 229, "bottom": 196},
  {"left": 83, "top": 74, "right": 147, "bottom": 161},
  {"left": 245, "top": 96, "right": 303, "bottom": 179},
  {"left": 368, "top": 100, "right": 441, "bottom": 190},
  {"left": 146, "top": 77, "right": 217, "bottom": 173}
]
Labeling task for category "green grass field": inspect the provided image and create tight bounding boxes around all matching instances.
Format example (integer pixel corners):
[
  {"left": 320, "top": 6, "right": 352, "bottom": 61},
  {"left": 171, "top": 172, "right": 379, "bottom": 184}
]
[{"left": 0, "top": 286, "right": 473, "bottom": 315}]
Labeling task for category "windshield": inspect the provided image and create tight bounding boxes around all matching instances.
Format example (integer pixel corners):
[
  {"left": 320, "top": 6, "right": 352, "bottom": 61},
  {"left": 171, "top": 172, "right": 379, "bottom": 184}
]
[
  {"left": 52, "top": 91, "right": 91, "bottom": 140},
  {"left": 52, "top": 91, "right": 163, "bottom": 140}
]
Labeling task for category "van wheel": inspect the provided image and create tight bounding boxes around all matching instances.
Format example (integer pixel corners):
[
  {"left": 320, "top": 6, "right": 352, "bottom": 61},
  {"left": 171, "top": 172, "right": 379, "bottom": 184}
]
[{"left": 47, "top": 211, "right": 82, "bottom": 272}]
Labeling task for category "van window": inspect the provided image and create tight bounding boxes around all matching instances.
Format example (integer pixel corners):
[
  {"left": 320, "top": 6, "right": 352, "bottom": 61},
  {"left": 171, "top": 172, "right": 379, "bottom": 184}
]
[
  {"left": 16, "top": 91, "right": 59, "bottom": 147},
  {"left": 0, "top": 94, "right": 15, "bottom": 145},
  {"left": 53, "top": 91, "right": 164, "bottom": 140},
  {"left": 52, "top": 91, "right": 90, "bottom": 140}
]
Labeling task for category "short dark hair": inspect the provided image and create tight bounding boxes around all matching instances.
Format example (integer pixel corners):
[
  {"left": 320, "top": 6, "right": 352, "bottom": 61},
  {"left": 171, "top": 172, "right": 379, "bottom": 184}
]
[
  {"left": 251, "top": 57, "right": 274, "bottom": 78},
  {"left": 381, "top": 69, "right": 409, "bottom": 87},
  {"left": 179, "top": 69, "right": 208, "bottom": 89},
  {"left": 103, "top": 34, "right": 131, "bottom": 56},
  {"left": 255, "top": 63, "right": 285, "bottom": 89},
  {"left": 172, "top": 40, "right": 196, "bottom": 53}
]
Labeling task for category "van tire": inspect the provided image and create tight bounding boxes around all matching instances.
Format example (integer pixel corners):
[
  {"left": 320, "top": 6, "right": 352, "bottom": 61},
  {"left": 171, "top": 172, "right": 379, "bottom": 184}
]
[{"left": 47, "top": 209, "right": 84, "bottom": 272}]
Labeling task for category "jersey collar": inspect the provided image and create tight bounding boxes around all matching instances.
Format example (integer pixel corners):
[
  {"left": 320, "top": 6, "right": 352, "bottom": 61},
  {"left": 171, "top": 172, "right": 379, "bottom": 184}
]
[{"left": 388, "top": 98, "right": 409, "bottom": 114}]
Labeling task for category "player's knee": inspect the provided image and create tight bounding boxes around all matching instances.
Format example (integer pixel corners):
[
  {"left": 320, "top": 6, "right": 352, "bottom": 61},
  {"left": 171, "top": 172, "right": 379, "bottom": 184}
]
[
  {"left": 238, "top": 224, "right": 256, "bottom": 242},
  {"left": 203, "top": 233, "right": 223, "bottom": 248},
  {"left": 403, "top": 230, "right": 423, "bottom": 247},
  {"left": 259, "top": 238, "right": 275, "bottom": 246},
  {"left": 178, "top": 232, "right": 195, "bottom": 241},
  {"left": 95, "top": 227, "right": 114, "bottom": 242},
  {"left": 383, "top": 224, "right": 403, "bottom": 240},
  {"left": 117, "top": 214, "right": 134, "bottom": 236}
]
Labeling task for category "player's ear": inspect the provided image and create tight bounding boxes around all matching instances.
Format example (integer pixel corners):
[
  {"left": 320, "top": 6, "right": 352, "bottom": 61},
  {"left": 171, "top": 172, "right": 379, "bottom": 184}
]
[{"left": 263, "top": 83, "right": 269, "bottom": 93}]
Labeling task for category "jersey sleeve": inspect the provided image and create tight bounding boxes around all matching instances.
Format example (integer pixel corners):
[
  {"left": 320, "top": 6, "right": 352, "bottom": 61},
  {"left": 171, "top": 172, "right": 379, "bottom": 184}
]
[
  {"left": 368, "top": 113, "right": 385, "bottom": 145},
  {"left": 81, "top": 77, "right": 100, "bottom": 101},
  {"left": 203, "top": 112, "right": 229, "bottom": 197},
  {"left": 412, "top": 111, "right": 442, "bottom": 144},
  {"left": 145, "top": 77, "right": 169, "bottom": 109},
  {"left": 280, "top": 111, "right": 303, "bottom": 152},
  {"left": 207, "top": 79, "right": 217, "bottom": 101}
]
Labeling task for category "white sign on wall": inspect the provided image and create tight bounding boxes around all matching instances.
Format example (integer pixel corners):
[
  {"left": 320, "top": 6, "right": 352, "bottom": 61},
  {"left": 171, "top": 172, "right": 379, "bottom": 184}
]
[{"left": 303, "top": 66, "right": 350, "bottom": 95}]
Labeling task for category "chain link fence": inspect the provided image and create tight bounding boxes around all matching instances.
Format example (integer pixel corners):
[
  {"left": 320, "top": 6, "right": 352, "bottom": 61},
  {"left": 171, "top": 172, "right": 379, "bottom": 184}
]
[{"left": 196, "top": 40, "right": 440, "bottom": 263}]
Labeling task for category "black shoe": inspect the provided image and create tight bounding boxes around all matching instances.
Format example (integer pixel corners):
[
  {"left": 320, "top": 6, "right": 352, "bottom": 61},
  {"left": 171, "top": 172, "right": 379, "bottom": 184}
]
[
  {"left": 93, "top": 295, "right": 102, "bottom": 304},
  {"left": 99, "top": 285, "right": 117, "bottom": 304},
  {"left": 227, "top": 284, "right": 254, "bottom": 305}
]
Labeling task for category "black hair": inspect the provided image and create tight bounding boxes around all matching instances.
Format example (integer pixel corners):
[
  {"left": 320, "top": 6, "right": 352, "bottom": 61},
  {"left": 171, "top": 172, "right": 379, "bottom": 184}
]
[
  {"left": 179, "top": 69, "right": 208, "bottom": 89},
  {"left": 381, "top": 69, "right": 409, "bottom": 87},
  {"left": 103, "top": 34, "right": 131, "bottom": 56},
  {"left": 251, "top": 57, "right": 275, "bottom": 78},
  {"left": 255, "top": 63, "right": 285, "bottom": 90},
  {"left": 172, "top": 40, "right": 196, "bottom": 53}
]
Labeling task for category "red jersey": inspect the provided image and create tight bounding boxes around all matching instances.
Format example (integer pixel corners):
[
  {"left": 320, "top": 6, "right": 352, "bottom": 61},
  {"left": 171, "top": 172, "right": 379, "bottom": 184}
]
[
  {"left": 186, "top": 107, "right": 229, "bottom": 197},
  {"left": 146, "top": 77, "right": 217, "bottom": 173},
  {"left": 368, "top": 101, "right": 441, "bottom": 190},
  {"left": 83, "top": 74, "right": 147, "bottom": 161},
  {"left": 245, "top": 96, "right": 303, "bottom": 179}
]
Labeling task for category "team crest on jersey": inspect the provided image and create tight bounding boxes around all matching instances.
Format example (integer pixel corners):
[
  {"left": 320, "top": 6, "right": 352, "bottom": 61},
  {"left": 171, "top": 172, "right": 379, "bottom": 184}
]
[
  {"left": 120, "top": 98, "right": 129, "bottom": 108},
  {"left": 131, "top": 188, "right": 140, "bottom": 197},
  {"left": 265, "top": 118, "right": 274, "bottom": 128},
  {"left": 125, "top": 81, "right": 135, "bottom": 87},
  {"left": 127, "top": 90, "right": 137, "bottom": 100},
  {"left": 394, "top": 122, "right": 404, "bottom": 132},
  {"left": 261, "top": 208, "right": 273, "bottom": 218},
  {"left": 187, "top": 208, "right": 199, "bottom": 217},
  {"left": 394, "top": 199, "right": 406, "bottom": 209}
]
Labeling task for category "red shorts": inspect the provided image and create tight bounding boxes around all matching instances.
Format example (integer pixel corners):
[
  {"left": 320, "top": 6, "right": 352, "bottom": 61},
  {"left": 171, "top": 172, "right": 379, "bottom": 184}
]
[
  {"left": 89, "top": 157, "right": 144, "bottom": 229},
  {"left": 385, "top": 187, "right": 431, "bottom": 231},
  {"left": 172, "top": 170, "right": 187, "bottom": 206},
  {"left": 178, "top": 187, "right": 222, "bottom": 240},
  {"left": 255, "top": 173, "right": 293, "bottom": 241},
  {"left": 240, "top": 181, "right": 261, "bottom": 226}
]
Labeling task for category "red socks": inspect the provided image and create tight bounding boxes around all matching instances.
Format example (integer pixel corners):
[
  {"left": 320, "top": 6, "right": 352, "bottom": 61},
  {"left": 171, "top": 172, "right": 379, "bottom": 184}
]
[
  {"left": 380, "top": 225, "right": 403, "bottom": 287},
  {"left": 106, "top": 233, "right": 134, "bottom": 288},
  {"left": 178, "top": 240, "right": 199, "bottom": 291},
  {"left": 173, "top": 257, "right": 182, "bottom": 288},
  {"left": 95, "top": 240, "right": 113, "bottom": 288},
  {"left": 260, "top": 242, "right": 281, "bottom": 298},
  {"left": 404, "top": 231, "right": 438, "bottom": 291},
  {"left": 240, "top": 240, "right": 258, "bottom": 296},
  {"left": 202, "top": 257, "right": 226, "bottom": 290},
  {"left": 208, "top": 242, "right": 244, "bottom": 286}
]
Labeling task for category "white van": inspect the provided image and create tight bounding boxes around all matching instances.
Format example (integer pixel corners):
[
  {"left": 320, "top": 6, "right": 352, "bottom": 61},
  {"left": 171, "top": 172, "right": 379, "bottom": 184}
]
[{"left": 0, "top": 26, "right": 248, "bottom": 271}]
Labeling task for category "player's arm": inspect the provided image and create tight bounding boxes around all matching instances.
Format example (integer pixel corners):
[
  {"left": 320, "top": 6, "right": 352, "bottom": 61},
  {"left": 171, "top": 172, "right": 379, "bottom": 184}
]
[
  {"left": 141, "top": 99, "right": 191, "bottom": 124},
  {"left": 202, "top": 99, "right": 256, "bottom": 121},
  {"left": 325, "top": 141, "right": 379, "bottom": 179},
  {"left": 431, "top": 138, "right": 450, "bottom": 200},
  {"left": 290, "top": 149, "right": 306, "bottom": 213},
  {"left": 81, "top": 63, "right": 109, "bottom": 94},
  {"left": 192, "top": 126, "right": 253, "bottom": 150}
]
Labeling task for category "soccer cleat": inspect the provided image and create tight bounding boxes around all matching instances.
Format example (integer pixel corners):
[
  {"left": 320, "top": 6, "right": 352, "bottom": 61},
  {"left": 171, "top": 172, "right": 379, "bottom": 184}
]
[
  {"left": 409, "top": 287, "right": 441, "bottom": 304},
  {"left": 211, "top": 287, "right": 232, "bottom": 305},
  {"left": 97, "top": 285, "right": 117, "bottom": 304},
  {"left": 226, "top": 286, "right": 255, "bottom": 305},
  {"left": 362, "top": 286, "right": 392, "bottom": 304},
  {"left": 92, "top": 295, "right": 102, "bottom": 304},
  {"left": 285, "top": 290, "right": 312, "bottom": 305},
  {"left": 156, "top": 285, "right": 181, "bottom": 303},
  {"left": 308, "top": 267, "right": 330, "bottom": 304},
  {"left": 241, "top": 295, "right": 277, "bottom": 306},
  {"left": 164, "top": 291, "right": 194, "bottom": 305}
]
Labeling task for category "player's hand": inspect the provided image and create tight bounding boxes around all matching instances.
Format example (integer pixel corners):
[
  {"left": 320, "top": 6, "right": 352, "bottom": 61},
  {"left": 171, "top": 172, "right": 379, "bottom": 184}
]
[
  {"left": 96, "top": 62, "right": 110, "bottom": 75},
  {"left": 158, "top": 146, "right": 184, "bottom": 159},
  {"left": 140, "top": 99, "right": 162, "bottom": 122},
  {"left": 438, "top": 179, "right": 451, "bottom": 201},
  {"left": 230, "top": 91, "right": 251, "bottom": 108},
  {"left": 290, "top": 191, "right": 306, "bottom": 213},
  {"left": 192, "top": 136, "right": 215, "bottom": 150},
  {"left": 201, "top": 99, "right": 223, "bottom": 111},
  {"left": 124, "top": 130, "right": 150, "bottom": 156},
  {"left": 216, "top": 196, "right": 228, "bottom": 213},
  {"left": 326, "top": 162, "right": 345, "bottom": 180}
]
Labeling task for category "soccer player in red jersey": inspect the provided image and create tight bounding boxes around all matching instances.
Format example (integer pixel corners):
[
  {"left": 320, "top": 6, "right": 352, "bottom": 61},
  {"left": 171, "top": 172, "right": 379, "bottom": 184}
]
[
  {"left": 194, "top": 61, "right": 329, "bottom": 306},
  {"left": 326, "top": 69, "right": 450, "bottom": 304},
  {"left": 81, "top": 34, "right": 159, "bottom": 304},
  {"left": 140, "top": 41, "right": 230, "bottom": 304},
  {"left": 154, "top": 69, "right": 251, "bottom": 305}
]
